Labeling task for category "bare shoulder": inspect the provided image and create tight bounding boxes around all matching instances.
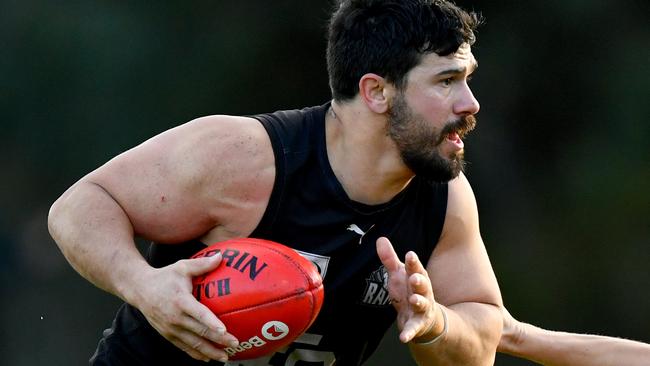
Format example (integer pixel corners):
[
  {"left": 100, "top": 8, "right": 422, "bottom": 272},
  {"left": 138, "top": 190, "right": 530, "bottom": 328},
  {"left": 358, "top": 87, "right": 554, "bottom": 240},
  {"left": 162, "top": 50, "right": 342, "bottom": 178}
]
[
  {"left": 163, "top": 115, "right": 274, "bottom": 188},
  {"left": 428, "top": 172, "right": 501, "bottom": 306},
  {"left": 444, "top": 172, "right": 479, "bottom": 232},
  {"left": 168, "top": 115, "right": 272, "bottom": 161},
  {"left": 84, "top": 115, "right": 275, "bottom": 243}
]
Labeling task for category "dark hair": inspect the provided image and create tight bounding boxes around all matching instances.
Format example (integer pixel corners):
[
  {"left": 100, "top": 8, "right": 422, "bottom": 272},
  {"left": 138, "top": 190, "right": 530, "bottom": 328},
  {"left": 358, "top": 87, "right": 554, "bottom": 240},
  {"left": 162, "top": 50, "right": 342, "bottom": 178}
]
[{"left": 326, "top": 0, "right": 483, "bottom": 101}]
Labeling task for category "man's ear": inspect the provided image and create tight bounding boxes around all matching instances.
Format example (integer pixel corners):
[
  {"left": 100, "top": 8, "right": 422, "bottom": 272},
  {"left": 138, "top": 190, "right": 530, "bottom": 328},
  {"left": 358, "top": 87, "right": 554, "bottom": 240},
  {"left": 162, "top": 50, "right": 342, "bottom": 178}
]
[{"left": 358, "top": 73, "right": 396, "bottom": 114}]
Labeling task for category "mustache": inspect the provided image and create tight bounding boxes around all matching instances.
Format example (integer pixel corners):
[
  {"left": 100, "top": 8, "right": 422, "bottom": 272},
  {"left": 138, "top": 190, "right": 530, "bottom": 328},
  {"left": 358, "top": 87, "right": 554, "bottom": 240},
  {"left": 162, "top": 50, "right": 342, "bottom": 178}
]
[{"left": 437, "top": 115, "right": 477, "bottom": 145}]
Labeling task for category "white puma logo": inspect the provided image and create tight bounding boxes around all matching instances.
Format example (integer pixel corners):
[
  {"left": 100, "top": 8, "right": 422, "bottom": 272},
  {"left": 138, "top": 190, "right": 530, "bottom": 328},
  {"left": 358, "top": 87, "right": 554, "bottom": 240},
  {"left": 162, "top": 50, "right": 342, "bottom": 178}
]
[
  {"left": 347, "top": 224, "right": 365, "bottom": 235},
  {"left": 347, "top": 224, "right": 375, "bottom": 244}
]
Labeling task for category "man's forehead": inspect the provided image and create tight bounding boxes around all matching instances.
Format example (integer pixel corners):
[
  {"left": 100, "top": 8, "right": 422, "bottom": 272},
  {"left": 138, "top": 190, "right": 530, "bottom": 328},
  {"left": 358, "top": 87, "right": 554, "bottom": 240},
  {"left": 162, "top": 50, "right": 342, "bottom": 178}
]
[{"left": 416, "top": 43, "right": 478, "bottom": 73}]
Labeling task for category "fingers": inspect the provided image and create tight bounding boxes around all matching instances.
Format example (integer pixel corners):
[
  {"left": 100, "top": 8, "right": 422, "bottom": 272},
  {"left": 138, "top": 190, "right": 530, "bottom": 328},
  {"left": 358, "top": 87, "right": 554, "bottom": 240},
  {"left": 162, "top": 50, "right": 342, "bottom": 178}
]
[
  {"left": 404, "top": 251, "right": 427, "bottom": 277},
  {"left": 408, "top": 293, "right": 432, "bottom": 313},
  {"left": 180, "top": 308, "right": 239, "bottom": 347},
  {"left": 376, "top": 237, "right": 402, "bottom": 272},
  {"left": 408, "top": 272, "right": 433, "bottom": 300},
  {"left": 400, "top": 252, "right": 438, "bottom": 343},
  {"left": 181, "top": 303, "right": 239, "bottom": 347},
  {"left": 377, "top": 239, "right": 439, "bottom": 344},
  {"left": 405, "top": 251, "right": 433, "bottom": 298},
  {"left": 163, "top": 302, "right": 239, "bottom": 362},
  {"left": 154, "top": 313, "right": 232, "bottom": 362},
  {"left": 400, "top": 319, "right": 422, "bottom": 343},
  {"left": 183, "top": 252, "right": 223, "bottom": 276},
  {"left": 170, "top": 329, "right": 230, "bottom": 362},
  {"left": 176, "top": 292, "right": 239, "bottom": 348},
  {"left": 399, "top": 296, "right": 437, "bottom": 343},
  {"left": 377, "top": 240, "right": 427, "bottom": 278},
  {"left": 154, "top": 255, "right": 240, "bottom": 362},
  {"left": 180, "top": 296, "right": 228, "bottom": 337}
]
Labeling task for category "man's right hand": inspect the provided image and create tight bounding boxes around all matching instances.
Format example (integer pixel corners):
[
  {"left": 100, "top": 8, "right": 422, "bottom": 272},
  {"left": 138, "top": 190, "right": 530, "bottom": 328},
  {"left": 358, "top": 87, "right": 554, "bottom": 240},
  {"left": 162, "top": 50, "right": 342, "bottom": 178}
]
[{"left": 132, "top": 253, "right": 240, "bottom": 362}]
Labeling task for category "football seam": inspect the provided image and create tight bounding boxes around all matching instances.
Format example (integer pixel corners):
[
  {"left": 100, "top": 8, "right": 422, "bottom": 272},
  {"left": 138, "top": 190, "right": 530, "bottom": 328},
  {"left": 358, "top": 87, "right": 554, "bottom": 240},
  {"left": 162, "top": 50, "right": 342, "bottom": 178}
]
[
  {"left": 240, "top": 240, "right": 324, "bottom": 337},
  {"left": 249, "top": 239, "right": 324, "bottom": 335},
  {"left": 305, "top": 286, "right": 324, "bottom": 332},
  {"left": 256, "top": 246, "right": 323, "bottom": 334},
  {"left": 236, "top": 238, "right": 322, "bottom": 286},
  {"left": 253, "top": 240, "right": 320, "bottom": 288}
]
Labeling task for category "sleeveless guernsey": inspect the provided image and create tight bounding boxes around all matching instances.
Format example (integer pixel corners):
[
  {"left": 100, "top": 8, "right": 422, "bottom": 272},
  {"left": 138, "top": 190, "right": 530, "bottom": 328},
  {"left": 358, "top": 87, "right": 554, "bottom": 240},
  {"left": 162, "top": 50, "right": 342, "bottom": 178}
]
[{"left": 90, "top": 103, "right": 448, "bottom": 366}]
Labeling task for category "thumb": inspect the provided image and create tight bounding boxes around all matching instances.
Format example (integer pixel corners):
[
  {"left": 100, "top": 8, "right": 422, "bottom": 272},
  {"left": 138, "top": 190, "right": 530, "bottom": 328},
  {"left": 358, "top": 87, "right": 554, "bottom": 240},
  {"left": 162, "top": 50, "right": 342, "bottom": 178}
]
[
  {"left": 183, "top": 252, "right": 223, "bottom": 276},
  {"left": 376, "top": 237, "right": 401, "bottom": 272}
]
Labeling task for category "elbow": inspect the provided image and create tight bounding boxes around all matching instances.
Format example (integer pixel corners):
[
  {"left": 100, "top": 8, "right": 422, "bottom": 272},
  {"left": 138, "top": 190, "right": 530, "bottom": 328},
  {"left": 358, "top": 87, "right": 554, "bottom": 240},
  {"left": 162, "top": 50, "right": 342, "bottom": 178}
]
[
  {"left": 48, "top": 191, "right": 69, "bottom": 250},
  {"left": 47, "top": 180, "right": 89, "bottom": 250},
  {"left": 411, "top": 303, "right": 503, "bottom": 366},
  {"left": 48, "top": 192, "right": 62, "bottom": 237},
  {"left": 476, "top": 304, "right": 503, "bottom": 365},
  {"left": 456, "top": 302, "right": 503, "bottom": 365}
]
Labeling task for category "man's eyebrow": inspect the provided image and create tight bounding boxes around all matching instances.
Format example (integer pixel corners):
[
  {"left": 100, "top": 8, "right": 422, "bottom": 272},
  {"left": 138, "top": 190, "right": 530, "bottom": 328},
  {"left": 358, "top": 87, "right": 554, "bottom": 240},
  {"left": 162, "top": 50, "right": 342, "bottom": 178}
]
[{"left": 434, "top": 61, "right": 479, "bottom": 77}]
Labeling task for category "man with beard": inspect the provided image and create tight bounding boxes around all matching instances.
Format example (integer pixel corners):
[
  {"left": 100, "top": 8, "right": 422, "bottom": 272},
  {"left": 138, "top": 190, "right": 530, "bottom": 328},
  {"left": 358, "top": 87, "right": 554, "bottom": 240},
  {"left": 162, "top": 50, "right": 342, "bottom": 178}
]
[{"left": 48, "top": 1, "right": 503, "bottom": 365}]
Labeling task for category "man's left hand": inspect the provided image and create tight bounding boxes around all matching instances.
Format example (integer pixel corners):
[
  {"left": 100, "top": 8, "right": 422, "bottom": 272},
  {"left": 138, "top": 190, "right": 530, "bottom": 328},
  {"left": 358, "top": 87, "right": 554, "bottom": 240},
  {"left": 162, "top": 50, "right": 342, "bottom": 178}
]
[{"left": 376, "top": 236, "right": 442, "bottom": 343}]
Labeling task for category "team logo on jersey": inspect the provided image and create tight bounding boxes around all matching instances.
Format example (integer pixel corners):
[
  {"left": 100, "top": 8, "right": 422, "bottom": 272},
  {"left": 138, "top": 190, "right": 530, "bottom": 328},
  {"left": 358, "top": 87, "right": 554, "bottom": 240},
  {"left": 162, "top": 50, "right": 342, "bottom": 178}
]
[
  {"left": 360, "top": 265, "right": 391, "bottom": 306},
  {"left": 296, "top": 250, "right": 330, "bottom": 279}
]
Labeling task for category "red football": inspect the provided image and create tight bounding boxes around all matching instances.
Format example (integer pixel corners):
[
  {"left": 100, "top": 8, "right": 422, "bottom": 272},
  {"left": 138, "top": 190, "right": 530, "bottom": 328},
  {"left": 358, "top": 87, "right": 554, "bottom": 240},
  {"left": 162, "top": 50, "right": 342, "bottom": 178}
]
[{"left": 191, "top": 238, "right": 324, "bottom": 360}]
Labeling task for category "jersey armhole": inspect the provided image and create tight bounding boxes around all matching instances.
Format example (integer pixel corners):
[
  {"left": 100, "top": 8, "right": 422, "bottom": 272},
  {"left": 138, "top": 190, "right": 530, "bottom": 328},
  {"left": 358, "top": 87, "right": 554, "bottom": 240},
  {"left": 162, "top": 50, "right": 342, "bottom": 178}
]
[
  {"left": 249, "top": 114, "right": 286, "bottom": 237},
  {"left": 417, "top": 179, "right": 449, "bottom": 258}
]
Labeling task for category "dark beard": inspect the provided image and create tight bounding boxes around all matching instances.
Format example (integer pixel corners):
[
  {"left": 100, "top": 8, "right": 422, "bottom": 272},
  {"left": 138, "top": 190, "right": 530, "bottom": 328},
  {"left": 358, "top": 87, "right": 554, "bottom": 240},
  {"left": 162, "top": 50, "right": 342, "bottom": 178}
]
[{"left": 388, "top": 95, "right": 476, "bottom": 183}]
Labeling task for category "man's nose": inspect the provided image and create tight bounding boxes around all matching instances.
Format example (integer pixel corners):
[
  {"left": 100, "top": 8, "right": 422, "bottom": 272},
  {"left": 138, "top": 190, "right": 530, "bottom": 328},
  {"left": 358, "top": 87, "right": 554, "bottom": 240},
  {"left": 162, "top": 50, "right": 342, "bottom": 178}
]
[{"left": 453, "top": 83, "right": 480, "bottom": 116}]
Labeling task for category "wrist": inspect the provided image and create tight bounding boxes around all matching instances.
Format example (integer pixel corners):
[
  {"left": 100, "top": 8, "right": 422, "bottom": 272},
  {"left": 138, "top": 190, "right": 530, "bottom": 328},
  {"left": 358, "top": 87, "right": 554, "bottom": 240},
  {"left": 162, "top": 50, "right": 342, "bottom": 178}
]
[
  {"left": 411, "top": 305, "right": 448, "bottom": 345},
  {"left": 114, "top": 260, "right": 156, "bottom": 307}
]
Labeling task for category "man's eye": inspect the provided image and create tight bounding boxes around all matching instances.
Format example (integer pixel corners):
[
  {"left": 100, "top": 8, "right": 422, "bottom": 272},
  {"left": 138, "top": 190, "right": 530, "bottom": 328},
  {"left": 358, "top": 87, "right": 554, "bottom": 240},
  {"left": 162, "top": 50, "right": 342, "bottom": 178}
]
[{"left": 441, "top": 78, "right": 453, "bottom": 86}]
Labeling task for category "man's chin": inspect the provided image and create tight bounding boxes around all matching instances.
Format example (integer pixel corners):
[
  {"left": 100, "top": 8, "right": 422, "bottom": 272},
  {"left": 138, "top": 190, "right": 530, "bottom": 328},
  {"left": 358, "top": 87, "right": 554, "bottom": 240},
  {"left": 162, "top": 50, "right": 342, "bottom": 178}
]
[
  {"left": 415, "top": 167, "right": 461, "bottom": 184},
  {"left": 402, "top": 149, "right": 466, "bottom": 183},
  {"left": 423, "top": 159, "right": 465, "bottom": 183}
]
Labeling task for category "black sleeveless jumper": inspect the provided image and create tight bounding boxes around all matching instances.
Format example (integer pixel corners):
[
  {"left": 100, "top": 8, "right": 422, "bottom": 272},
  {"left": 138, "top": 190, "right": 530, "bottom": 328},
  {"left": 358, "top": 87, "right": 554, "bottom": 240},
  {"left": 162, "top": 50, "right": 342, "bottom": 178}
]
[{"left": 90, "top": 103, "right": 448, "bottom": 366}]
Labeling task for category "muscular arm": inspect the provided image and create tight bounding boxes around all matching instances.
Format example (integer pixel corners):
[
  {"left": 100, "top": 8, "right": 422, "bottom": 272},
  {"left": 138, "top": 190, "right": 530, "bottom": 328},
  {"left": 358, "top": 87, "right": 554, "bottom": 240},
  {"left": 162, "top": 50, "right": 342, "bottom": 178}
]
[
  {"left": 378, "top": 173, "right": 502, "bottom": 365},
  {"left": 409, "top": 173, "right": 503, "bottom": 365},
  {"left": 49, "top": 179, "right": 156, "bottom": 303},
  {"left": 47, "top": 115, "right": 274, "bottom": 361},
  {"left": 499, "top": 308, "right": 650, "bottom": 366}
]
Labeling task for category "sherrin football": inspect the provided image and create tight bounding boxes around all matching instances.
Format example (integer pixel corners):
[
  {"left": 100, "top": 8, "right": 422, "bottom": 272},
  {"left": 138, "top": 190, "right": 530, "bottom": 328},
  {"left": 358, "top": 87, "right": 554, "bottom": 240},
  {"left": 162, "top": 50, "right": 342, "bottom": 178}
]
[{"left": 191, "top": 238, "right": 324, "bottom": 360}]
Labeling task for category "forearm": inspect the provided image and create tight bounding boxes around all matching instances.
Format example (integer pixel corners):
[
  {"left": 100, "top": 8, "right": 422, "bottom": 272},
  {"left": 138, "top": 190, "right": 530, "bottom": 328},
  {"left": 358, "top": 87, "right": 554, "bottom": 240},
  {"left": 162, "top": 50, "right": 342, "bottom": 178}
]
[
  {"left": 409, "top": 302, "right": 502, "bottom": 366},
  {"left": 48, "top": 180, "right": 153, "bottom": 304},
  {"left": 500, "top": 321, "right": 650, "bottom": 366}
]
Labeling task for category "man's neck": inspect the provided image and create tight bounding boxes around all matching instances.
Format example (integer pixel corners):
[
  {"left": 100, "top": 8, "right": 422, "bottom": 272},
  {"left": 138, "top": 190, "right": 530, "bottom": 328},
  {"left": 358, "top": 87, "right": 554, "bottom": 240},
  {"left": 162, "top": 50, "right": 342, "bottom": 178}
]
[{"left": 325, "top": 100, "right": 414, "bottom": 205}]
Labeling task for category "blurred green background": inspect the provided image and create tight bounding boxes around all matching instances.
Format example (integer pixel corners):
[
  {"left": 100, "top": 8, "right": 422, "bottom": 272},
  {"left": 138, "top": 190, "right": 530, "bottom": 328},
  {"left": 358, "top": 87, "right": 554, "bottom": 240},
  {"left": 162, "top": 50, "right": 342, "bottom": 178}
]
[{"left": 1, "top": 0, "right": 648, "bottom": 365}]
